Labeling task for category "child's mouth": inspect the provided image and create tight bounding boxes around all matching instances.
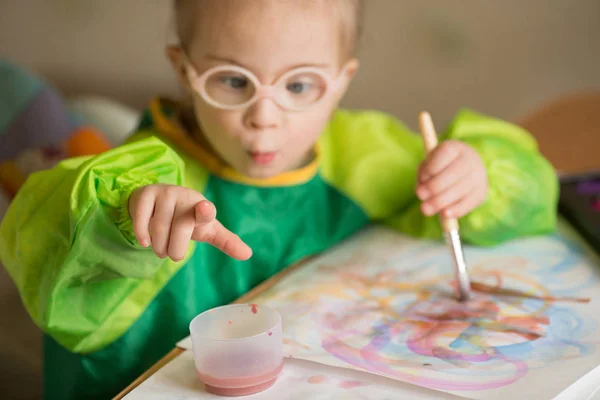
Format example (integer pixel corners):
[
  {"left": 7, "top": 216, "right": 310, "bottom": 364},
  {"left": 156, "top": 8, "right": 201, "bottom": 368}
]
[{"left": 248, "top": 151, "right": 277, "bottom": 165}]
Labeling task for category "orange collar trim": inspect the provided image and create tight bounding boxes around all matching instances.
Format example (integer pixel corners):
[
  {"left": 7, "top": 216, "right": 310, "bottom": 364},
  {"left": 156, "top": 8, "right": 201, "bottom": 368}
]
[{"left": 149, "top": 98, "right": 320, "bottom": 187}]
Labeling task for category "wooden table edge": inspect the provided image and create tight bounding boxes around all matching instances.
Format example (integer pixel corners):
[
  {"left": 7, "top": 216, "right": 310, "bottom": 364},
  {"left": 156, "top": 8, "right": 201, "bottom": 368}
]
[{"left": 113, "top": 256, "right": 312, "bottom": 399}]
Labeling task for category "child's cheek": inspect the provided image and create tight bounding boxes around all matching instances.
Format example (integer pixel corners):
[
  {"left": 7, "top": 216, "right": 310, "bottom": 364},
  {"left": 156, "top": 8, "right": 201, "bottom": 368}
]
[
  {"left": 287, "top": 112, "right": 330, "bottom": 152},
  {"left": 212, "top": 112, "right": 243, "bottom": 138},
  {"left": 300, "top": 109, "right": 332, "bottom": 138},
  {"left": 194, "top": 104, "right": 238, "bottom": 137}
]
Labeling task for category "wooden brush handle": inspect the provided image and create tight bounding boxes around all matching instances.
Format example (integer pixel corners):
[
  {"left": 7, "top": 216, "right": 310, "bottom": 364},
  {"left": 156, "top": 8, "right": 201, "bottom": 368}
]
[{"left": 418, "top": 112, "right": 459, "bottom": 233}]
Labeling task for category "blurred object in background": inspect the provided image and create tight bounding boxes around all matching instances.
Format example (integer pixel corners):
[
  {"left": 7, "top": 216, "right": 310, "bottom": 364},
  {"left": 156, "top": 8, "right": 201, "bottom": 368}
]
[
  {"left": 0, "top": 0, "right": 598, "bottom": 128},
  {"left": 66, "top": 96, "right": 140, "bottom": 146},
  {"left": 0, "top": 59, "right": 112, "bottom": 198},
  {"left": 519, "top": 91, "right": 600, "bottom": 175}
]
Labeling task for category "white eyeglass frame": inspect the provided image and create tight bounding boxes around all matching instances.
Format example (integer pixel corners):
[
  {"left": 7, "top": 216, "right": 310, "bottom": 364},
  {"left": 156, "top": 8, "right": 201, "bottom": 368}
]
[{"left": 181, "top": 53, "right": 348, "bottom": 111}]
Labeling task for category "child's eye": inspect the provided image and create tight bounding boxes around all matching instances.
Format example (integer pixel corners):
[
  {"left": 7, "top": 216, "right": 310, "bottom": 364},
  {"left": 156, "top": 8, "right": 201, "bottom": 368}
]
[
  {"left": 219, "top": 76, "right": 248, "bottom": 89},
  {"left": 286, "top": 81, "right": 313, "bottom": 94}
]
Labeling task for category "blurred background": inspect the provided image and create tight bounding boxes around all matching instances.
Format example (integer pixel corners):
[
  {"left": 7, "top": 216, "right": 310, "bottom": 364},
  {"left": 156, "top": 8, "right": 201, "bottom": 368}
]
[
  {"left": 1, "top": 0, "right": 599, "bottom": 127},
  {"left": 0, "top": 1, "right": 599, "bottom": 399}
]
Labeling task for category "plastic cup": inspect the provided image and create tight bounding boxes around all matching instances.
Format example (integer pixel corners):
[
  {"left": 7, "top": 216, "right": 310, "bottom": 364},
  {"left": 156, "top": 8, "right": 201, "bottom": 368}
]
[{"left": 189, "top": 304, "right": 283, "bottom": 396}]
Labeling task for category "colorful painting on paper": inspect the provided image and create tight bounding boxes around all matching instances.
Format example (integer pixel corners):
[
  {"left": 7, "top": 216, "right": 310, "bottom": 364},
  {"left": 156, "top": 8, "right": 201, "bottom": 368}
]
[{"left": 252, "top": 220, "right": 600, "bottom": 399}]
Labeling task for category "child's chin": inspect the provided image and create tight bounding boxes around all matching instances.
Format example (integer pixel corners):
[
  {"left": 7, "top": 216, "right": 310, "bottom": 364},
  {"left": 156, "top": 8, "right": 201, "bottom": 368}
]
[
  {"left": 240, "top": 161, "right": 295, "bottom": 180},
  {"left": 243, "top": 166, "right": 284, "bottom": 180}
]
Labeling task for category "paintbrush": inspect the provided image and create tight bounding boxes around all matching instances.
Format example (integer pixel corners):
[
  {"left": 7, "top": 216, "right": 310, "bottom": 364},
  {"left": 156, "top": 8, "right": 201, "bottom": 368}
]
[{"left": 418, "top": 111, "right": 472, "bottom": 302}]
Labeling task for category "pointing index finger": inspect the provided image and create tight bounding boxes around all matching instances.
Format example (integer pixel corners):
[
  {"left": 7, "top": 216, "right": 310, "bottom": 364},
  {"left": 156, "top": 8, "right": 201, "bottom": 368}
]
[
  {"left": 191, "top": 218, "right": 253, "bottom": 261},
  {"left": 209, "top": 221, "right": 253, "bottom": 260}
]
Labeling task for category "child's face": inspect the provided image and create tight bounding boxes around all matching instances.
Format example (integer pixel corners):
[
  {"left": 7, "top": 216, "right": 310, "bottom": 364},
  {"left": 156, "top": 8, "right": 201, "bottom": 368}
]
[{"left": 169, "top": 1, "right": 358, "bottom": 178}]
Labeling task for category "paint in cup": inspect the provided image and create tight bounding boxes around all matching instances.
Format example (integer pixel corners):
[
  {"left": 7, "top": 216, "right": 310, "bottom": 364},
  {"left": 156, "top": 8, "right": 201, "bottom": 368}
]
[{"left": 189, "top": 304, "right": 283, "bottom": 396}]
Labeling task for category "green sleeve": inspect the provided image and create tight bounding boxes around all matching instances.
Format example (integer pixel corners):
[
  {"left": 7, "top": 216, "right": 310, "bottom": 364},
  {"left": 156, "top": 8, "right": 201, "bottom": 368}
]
[
  {"left": 0, "top": 135, "right": 186, "bottom": 353},
  {"left": 320, "top": 109, "right": 558, "bottom": 246}
]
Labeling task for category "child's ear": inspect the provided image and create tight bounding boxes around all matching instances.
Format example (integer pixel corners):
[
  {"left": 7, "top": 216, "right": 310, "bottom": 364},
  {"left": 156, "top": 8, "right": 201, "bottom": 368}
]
[
  {"left": 335, "top": 58, "right": 360, "bottom": 100},
  {"left": 343, "top": 58, "right": 360, "bottom": 81},
  {"left": 166, "top": 45, "right": 192, "bottom": 92}
]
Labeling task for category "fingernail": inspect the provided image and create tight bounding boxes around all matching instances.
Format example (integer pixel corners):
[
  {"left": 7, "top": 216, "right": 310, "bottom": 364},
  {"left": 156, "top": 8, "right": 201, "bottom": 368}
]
[
  {"left": 141, "top": 239, "right": 149, "bottom": 247},
  {"left": 422, "top": 204, "right": 433, "bottom": 216}
]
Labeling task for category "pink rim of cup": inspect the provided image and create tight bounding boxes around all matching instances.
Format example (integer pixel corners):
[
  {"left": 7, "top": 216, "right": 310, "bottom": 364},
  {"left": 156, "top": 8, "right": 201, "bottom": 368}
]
[{"left": 189, "top": 304, "right": 283, "bottom": 396}]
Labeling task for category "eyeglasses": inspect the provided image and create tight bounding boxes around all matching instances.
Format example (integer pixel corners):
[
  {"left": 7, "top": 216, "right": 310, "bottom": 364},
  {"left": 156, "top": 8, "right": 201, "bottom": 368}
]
[{"left": 181, "top": 53, "right": 347, "bottom": 111}]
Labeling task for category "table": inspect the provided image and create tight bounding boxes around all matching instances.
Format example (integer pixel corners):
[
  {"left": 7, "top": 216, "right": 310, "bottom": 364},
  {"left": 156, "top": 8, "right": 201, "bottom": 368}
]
[{"left": 517, "top": 91, "right": 600, "bottom": 175}]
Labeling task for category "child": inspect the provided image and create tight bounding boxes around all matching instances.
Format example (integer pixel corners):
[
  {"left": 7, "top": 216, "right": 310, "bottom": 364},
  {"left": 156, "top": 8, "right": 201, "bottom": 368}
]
[{"left": 0, "top": 1, "right": 558, "bottom": 399}]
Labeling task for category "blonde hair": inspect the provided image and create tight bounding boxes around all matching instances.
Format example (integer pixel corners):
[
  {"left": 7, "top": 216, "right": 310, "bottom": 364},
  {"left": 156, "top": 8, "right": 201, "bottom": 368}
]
[{"left": 173, "top": 0, "right": 365, "bottom": 58}]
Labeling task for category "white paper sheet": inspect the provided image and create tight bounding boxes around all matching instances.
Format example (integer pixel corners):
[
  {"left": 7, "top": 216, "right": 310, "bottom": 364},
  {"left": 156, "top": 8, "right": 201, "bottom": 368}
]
[
  {"left": 177, "top": 336, "right": 192, "bottom": 351},
  {"left": 247, "top": 221, "right": 600, "bottom": 399},
  {"left": 554, "top": 363, "right": 600, "bottom": 400},
  {"left": 253, "top": 221, "right": 600, "bottom": 399},
  {"left": 175, "top": 220, "right": 600, "bottom": 399},
  {"left": 123, "top": 350, "right": 465, "bottom": 400}
]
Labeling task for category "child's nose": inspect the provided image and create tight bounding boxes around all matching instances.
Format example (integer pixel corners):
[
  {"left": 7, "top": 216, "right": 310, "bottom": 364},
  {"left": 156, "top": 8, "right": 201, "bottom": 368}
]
[{"left": 244, "top": 97, "right": 281, "bottom": 130}]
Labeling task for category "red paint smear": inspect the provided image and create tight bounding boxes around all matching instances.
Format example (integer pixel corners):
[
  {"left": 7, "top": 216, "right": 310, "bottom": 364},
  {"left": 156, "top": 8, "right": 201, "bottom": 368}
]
[
  {"left": 250, "top": 304, "right": 258, "bottom": 314},
  {"left": 415, "top": 298, "right": 498, "bottom": 321},
  {"left": 228, "top": 321, "right": 232, "bottom": 324},
  {"left": 412, "top": 277, "right": 590, "bottom": 341},
  {"left": 339, "top": 380, "right": 369, "bottom": 389},
  {"left": 471, "top": 281, "right": 590, "bottom": 303},
  {"left": 307, "top": 375, "right": 328, "bottom": 384},
  {"left": 409, "top": 294, "right": 547, "bottom": 340},
  {"left": 306, "top": 375, "right": 369, "bottom": 389},
  {"left": 268, "top": 331, "right": 272, "bottom": 336},
  {"left": 198, "top": 362, "right": 283, "bottom": 395}
]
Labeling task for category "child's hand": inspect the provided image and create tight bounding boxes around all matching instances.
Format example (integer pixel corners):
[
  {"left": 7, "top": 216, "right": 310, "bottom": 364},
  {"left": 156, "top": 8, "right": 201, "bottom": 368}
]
[
  {"left": 416, "top": 141, "right": 488, "bottom": 219},
  {"left": 128, "top": 184, "right": 252, "bottom": 261}
]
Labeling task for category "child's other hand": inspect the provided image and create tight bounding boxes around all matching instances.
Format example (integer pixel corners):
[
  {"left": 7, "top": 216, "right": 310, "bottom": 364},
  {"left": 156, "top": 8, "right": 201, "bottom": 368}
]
[
  {"left": 416, "top": 141, "right": 488, "bottom": 219},
  {"left": 128, "top": 184, "right": 252, "bottom": 261}
]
